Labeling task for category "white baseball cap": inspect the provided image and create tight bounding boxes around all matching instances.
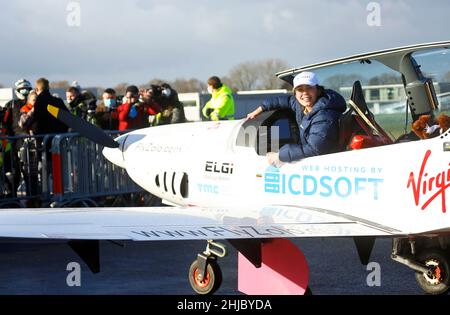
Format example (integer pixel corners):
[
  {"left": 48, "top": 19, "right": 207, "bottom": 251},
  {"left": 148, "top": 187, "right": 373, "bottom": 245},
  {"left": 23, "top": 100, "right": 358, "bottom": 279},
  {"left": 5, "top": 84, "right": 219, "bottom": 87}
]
[{"left": 293, "top": 71, "right": 319, "bottom": 89}]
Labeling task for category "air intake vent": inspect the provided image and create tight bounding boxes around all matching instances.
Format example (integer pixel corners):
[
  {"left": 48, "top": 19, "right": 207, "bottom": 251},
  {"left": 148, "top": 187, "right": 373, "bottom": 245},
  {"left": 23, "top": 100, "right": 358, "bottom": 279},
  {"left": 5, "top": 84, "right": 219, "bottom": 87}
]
[
  {"left": 180, "top": 173, "right": 188, "bottom": 198},
  {"left": 155, "top": 171, "right": 189, "bottom": 199}
]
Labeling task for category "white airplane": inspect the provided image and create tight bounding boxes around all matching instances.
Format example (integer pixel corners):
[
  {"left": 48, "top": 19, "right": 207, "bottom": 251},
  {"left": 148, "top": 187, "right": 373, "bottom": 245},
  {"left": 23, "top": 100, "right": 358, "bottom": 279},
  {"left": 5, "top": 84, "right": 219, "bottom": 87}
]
[{"left": 2, "top": 40, "right": 450, "bottom": 295}]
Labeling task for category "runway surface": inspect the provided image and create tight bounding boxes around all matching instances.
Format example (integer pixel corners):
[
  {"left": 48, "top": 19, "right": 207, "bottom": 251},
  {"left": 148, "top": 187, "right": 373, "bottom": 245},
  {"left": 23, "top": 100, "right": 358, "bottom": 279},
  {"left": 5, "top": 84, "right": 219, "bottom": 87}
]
[{"left": 0, "top": 237, "right": 426, "bottom": 295}]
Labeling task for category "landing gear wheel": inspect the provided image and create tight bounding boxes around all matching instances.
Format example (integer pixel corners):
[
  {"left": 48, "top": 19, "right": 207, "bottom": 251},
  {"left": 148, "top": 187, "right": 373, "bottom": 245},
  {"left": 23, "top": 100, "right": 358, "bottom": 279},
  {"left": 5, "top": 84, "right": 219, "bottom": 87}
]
[
  {"left": 415, "top": 249, "right": 450, "bottom": 295},
  {"left": 188, "top": 259, "right": 222, "bottom": 295}
]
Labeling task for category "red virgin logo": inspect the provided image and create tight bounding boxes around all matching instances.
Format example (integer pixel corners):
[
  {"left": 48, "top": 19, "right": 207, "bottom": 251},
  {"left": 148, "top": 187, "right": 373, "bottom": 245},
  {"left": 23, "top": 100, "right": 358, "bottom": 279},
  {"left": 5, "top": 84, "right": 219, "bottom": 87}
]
[{"left": 407, "top": 150, "right": 450, "bottom": 213}]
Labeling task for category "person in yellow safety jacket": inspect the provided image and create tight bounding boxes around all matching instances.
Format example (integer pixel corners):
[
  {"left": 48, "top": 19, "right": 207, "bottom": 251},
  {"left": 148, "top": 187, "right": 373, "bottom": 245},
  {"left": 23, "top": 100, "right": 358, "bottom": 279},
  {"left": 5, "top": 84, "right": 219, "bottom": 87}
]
[{"left": 202, "top": 76, "right": 235, "bottom": 121}]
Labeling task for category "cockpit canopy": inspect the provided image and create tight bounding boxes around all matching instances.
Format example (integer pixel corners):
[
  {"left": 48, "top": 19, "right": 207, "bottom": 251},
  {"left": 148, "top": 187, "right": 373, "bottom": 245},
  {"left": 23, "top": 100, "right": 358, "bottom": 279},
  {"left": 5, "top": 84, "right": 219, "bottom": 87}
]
[{"left": 276, "top": 41, "right": 450, "bottom": 121}]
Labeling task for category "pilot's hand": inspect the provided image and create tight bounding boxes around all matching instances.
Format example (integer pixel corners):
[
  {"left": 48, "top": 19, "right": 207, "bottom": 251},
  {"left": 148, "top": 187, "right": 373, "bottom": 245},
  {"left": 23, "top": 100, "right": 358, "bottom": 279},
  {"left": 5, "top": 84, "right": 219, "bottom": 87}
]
[
  {"left": 246, "top": 106, "right": 263, "bottom": 120},
  {"left": 267, "top": 152, "right": 284, "bottom": 168}
]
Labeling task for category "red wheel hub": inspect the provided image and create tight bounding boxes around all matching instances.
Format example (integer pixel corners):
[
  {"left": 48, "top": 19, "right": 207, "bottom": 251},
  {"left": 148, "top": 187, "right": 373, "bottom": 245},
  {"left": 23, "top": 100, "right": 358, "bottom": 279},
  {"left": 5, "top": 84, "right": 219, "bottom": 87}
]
[
  {"left": 193, "top": 268, "right": 210, "bottom": 288},
  {"left": 435, "top": 266, "right": 442, "bottom": 281}
]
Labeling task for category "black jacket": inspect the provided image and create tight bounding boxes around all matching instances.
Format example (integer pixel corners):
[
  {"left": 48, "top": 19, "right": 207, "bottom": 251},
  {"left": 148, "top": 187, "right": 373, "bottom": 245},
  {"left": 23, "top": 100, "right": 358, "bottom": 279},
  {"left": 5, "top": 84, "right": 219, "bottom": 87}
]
[
  {"left": 3, "top": 99, "right": 27, "bottom": 136},
  {"left": 261, "top": 89, "right": 346, "bottom": 162}
]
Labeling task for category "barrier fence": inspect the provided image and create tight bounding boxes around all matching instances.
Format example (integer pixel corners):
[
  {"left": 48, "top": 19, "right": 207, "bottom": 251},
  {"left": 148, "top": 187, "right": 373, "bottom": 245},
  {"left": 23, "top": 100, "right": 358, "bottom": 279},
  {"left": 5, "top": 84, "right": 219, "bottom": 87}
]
[{"left": 0, "top": 131, "right": 145, "bottom": 208}]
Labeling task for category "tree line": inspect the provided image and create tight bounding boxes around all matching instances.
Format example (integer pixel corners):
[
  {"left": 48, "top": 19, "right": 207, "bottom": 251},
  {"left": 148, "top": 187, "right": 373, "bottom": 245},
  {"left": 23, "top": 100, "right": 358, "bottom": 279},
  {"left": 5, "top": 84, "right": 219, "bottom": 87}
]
[
  {"left": 48, "top": 58, "right": 291, "bottom": 94},
  {"left": 2, "top": 66, "right": 450, "bottom": 95}
]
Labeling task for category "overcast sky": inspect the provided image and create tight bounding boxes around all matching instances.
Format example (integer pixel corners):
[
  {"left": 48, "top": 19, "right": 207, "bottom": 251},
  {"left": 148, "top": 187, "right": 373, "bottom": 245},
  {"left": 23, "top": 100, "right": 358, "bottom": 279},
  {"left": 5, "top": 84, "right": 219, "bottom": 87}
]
[{"left": 0, "top": 0, "right": 449, "bottom": 88}]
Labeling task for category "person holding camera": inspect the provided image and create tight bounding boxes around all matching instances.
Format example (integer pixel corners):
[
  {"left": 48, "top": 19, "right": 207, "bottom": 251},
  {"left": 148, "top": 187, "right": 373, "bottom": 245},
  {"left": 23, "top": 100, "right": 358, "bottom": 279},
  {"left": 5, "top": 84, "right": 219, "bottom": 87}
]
[
  {"left": 117, "top": 85, "right": 160, "bottom": 130},
  {"left": 81, "top": 89, "right": 99, "bottom": 127},
  {"left": 141, "top": 88, "right": 161, "bottom": 127},
  {"left": 154, "top": 83, "right": 186, "bottom": 125}
]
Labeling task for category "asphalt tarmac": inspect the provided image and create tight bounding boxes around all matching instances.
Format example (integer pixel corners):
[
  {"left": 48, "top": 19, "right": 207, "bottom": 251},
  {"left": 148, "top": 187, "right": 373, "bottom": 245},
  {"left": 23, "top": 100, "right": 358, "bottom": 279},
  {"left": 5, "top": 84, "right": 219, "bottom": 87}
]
[{"left": 0, "top": 237, "right": 426, "bottom": 295}]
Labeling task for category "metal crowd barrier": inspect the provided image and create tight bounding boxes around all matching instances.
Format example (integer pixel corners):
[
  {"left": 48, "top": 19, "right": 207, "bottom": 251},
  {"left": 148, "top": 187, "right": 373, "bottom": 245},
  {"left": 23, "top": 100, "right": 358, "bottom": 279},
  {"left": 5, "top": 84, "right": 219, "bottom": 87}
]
[
  {"left": 0, "top": 131, "right": 145, "bottom": 208},
  {"left": 0, "top": 134, "right": 50, "bottom": 207},
  {"left": 51, "top": 131, "right": 143, "bottom": 206}
]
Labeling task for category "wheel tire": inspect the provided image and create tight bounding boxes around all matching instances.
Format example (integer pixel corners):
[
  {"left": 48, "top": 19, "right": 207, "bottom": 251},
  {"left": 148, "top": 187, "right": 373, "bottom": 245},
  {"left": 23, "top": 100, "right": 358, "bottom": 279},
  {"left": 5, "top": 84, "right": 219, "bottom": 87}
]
[
  {"left": 188, "top": 259, "right": 222, "bottom": 295},
  {"left": 415, "top": 249, "right": 450, "bottom": 295}
]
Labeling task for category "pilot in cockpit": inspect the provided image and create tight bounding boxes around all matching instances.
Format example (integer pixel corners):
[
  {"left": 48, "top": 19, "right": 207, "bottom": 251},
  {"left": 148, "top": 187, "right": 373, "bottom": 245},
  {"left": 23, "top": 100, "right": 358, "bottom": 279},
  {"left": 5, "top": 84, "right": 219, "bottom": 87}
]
[{"left": 247, "top": 71, "right": 346, "bottom": 167}]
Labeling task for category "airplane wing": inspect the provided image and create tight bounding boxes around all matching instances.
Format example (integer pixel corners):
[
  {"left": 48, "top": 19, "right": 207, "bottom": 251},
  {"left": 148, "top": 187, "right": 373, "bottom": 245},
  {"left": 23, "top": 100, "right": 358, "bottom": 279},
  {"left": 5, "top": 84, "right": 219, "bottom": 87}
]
[{"left": 0, "top": 205, "right": 405, "bottom": 240}]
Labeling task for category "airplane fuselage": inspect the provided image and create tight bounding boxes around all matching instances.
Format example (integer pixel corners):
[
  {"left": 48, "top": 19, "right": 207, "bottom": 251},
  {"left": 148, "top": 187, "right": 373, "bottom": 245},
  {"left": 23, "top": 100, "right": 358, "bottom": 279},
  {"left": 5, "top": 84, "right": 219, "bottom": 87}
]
[{"left": 103, "top": 118, "right": 450, "bottom": 237}]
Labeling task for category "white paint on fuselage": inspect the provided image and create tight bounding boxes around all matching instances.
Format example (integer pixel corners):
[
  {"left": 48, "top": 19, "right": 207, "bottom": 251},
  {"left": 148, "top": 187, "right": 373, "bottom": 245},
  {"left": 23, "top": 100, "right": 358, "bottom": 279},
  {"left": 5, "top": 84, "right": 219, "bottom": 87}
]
[{"left": 103, "top": 120, "right": 450, "bottom": 236}]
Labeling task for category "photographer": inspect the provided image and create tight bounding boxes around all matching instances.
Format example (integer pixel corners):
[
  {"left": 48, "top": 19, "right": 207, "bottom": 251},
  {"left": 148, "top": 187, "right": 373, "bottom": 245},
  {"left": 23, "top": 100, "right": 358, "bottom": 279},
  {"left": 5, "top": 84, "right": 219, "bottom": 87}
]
[
  {"left": 117, "top": 85, "right": 158, "bottom": 130},
  {"left": 154, "top": 83, "right": 186, "bottom": 125},
  {"left": 141, "top": 88, "right": 161, "bottom": 126},
  {"left": 81, "top": 89, "right": 99, "bottom": 127},
  {"left": 149, "top": 84, "right": 162, "bottom": 100}
]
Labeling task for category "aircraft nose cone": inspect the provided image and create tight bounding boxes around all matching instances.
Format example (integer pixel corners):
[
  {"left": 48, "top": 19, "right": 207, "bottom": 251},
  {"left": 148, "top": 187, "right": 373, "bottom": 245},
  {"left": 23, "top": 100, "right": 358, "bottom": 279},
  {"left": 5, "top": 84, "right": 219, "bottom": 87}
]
[{"left": 102, "top": 134, "right": 127, "bottom": 168}]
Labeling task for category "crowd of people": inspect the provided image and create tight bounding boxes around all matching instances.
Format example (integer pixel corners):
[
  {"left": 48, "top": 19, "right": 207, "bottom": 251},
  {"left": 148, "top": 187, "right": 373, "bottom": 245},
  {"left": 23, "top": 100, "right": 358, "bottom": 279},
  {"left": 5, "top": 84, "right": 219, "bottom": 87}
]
[
  {"left": 0, "top": 78, "right": 197, "bottom": 140},
  {"left": 68, "top": 81, "right": 187, "bottom": 132},
  {"left": 1, "top": 75, "right": 238, "bottom": 138},
  {"left": 0, "top": 71, "right": 350, "bottom": 208},
  {"left": 0, "top": 79, "right": 187, "bottom": 203},
  {"left": 0, "top": 76, "right": 237, "bottom": 203}
]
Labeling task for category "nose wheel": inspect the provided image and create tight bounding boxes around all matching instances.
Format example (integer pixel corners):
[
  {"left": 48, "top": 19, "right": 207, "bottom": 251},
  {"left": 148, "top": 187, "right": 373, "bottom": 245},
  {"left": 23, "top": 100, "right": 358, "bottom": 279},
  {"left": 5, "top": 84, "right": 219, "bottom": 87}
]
[
  {"left": 188, "top": 240, "right": 226, "bottom": 295},
  {"left": 415, "top": 249, "right": 450, "bottom": 295}
]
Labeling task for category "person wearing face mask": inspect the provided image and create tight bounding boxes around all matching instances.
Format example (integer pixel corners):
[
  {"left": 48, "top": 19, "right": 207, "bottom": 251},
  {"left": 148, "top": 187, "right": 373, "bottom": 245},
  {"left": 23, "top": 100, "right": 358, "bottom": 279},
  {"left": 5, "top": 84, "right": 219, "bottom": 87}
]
[
  {"left": 0, "top": 79, "right": 32, "bottom": 197},
  {"left": 3, "top": 79, "right": 33, "bottom": 137},
  {"left": 155, "top": 83, "right": 186, "bottom": 125},
  {"left": 202, "top": 76, "right": 235, "bottom": 121},
  {"left": 96, "top": 88, "right": 119, "bottom": 130},
  {"left": 246, "top": 71, "right": 346, "bottom": 166}
]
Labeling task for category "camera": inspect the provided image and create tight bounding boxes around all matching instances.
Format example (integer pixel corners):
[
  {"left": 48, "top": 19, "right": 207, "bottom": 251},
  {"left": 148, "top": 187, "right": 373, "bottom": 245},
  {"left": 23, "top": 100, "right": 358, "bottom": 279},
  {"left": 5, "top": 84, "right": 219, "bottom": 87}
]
[{"left": 150, "top": 85, "right": 163, "bottom": 99}]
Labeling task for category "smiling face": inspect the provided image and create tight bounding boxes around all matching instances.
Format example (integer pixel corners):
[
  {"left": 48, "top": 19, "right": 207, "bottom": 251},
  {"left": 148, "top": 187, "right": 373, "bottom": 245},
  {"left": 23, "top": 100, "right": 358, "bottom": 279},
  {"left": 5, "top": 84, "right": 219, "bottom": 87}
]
[{"left": 294, "top": 85, "right": 319, "bottom": 112}]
